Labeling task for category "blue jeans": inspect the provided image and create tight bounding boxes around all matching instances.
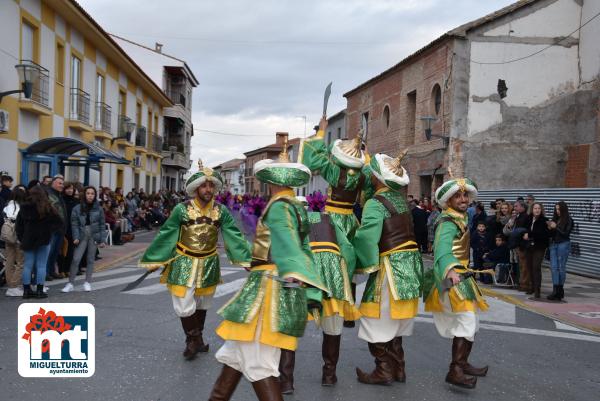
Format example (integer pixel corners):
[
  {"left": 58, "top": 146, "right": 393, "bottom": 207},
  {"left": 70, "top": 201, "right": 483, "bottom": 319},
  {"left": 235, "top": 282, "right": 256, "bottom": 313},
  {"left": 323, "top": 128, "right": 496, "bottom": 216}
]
[
  {"left": 46, "top": 232, "right": 64, "bottom": 276},
  {"left": 549, "top": 241, "right": 570, "bottom": 285},
  {"left": 22, "top": 244, "right": 52, "bottom": 285}
]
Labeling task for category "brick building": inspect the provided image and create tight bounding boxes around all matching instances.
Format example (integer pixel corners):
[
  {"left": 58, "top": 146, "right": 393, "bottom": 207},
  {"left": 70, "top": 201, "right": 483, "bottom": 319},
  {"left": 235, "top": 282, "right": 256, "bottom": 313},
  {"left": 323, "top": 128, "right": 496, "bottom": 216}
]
[{"left": 344, "top": 0, "right": 600, "bottom": 197}]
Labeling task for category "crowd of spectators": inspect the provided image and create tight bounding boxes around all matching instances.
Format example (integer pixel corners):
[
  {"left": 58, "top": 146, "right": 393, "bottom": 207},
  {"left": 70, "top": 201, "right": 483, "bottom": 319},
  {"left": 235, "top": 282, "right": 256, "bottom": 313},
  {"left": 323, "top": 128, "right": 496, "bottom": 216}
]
[{"left": 0, "top": 172, "right": 186, "bottom": 298}]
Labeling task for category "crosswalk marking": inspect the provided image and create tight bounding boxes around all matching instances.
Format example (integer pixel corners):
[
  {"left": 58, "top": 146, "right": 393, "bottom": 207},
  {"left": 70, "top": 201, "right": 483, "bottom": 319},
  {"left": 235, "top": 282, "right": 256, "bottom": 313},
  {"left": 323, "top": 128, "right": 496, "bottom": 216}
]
[
  {"left": 45, "top": 267, "right": 139, "bottom": 287},
  {"left": 414, "top": 316, "right": 600, "bottom": 343}
]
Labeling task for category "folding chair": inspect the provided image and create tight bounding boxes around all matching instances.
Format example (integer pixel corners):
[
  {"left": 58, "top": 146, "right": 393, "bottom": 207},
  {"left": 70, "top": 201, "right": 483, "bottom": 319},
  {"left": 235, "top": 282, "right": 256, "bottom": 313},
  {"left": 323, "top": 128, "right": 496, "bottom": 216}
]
[
  {"left": 493, "top": 263, "right": 515, "bottom": 287},
  {"left": 105, "top": 223, "right": 113, "bottom": 246}
]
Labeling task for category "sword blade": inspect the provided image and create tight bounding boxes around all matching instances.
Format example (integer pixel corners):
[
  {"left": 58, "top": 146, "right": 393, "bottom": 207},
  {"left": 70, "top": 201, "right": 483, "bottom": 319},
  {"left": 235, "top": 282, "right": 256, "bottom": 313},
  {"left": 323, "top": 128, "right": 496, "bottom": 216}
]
[
  {"left": 322, "top": 82, "right": 332, "bottom": 117},
  {"left": 121, "top": 270, "right": 154, "bottom": 292}
]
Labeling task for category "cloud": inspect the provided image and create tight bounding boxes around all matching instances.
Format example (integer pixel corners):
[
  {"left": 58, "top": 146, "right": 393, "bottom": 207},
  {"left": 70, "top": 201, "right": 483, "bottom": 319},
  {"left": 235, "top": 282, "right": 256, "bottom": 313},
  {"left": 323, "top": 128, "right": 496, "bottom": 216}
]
[{"left": 78, "top": 0, "right": 516, "bottom": 168}]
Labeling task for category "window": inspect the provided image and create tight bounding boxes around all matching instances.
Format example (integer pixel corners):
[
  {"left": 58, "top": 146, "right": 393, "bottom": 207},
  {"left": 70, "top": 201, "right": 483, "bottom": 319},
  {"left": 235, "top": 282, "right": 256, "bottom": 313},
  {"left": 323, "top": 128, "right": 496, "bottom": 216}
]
[
  {"left": 56, "top": 42, "right": 65, "bottom": 84},
  {"left": 327, "top": 131, "right": 331, "bottom": 144},
  {"left": 118, "top": 91, "right": 126, "bottom": 115},
  {"left": 337, "top": 127, "right": 341, "bottom": 139},
  {"left": 361, "top": 112, "right": 369, "bottom": 139},
  {"left": 431, "top": 84, "right": 442, "bottom": 115},
  {"left": 136, "top": 102, "right": 142, "bottom": 125},
  {"left": 383, "top": 105, "right": 390, "bottom": 129},
  {"left": 96, "top": 74, "right": 104, "bottom": 103},
  {"left": 71, "top": 56, "right": 81, "bottom": 90},
  {"left": 21, "top": 22, "right": 36, "bottom": 61}
]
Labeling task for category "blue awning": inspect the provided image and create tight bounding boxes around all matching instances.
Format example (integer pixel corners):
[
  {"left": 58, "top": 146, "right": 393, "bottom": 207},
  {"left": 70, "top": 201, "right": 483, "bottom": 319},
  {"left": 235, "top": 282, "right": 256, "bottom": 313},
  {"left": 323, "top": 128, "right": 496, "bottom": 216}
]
[{"left": 22, "top": 137, "right": 130, "bottom": 165}]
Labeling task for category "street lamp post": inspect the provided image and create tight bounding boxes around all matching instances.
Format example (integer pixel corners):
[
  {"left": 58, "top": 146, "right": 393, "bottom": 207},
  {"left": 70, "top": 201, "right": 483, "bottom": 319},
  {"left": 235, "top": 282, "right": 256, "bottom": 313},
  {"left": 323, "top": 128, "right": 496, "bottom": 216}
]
[
  {"left": 420, "top": 116, "right": 449, "bottom": 147},
  {"left": 0, "top": 63, "right": 38, "bottom": 103}
]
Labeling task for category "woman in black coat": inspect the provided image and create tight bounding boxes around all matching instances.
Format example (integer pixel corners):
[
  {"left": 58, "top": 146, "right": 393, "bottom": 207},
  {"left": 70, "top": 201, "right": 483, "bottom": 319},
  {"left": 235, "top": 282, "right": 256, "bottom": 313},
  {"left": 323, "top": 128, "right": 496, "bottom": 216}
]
[
  {"left": 523, "top": 202, "right": 550, "bottom": 298},
  {"left": 16, "top": 186, "right": 62, "bottom": 298}
]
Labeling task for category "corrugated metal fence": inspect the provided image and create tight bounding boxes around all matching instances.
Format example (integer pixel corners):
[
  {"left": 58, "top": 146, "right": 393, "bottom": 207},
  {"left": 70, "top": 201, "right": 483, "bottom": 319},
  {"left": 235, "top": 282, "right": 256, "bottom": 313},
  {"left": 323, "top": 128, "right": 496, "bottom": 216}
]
[{"left": 478, "top": 188, "right": 600, "bottom": 279}]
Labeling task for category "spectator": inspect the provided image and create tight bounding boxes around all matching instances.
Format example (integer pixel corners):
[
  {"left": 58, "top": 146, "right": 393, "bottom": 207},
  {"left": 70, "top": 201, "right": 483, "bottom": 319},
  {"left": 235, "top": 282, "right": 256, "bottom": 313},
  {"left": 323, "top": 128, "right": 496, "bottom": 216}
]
[
  {"left": 466, "top": 201, "right": 477, "bottom": 222},
  {"left": 99, "top": 186, "right": 111, "bottom": 205},
  {"left": 16, "top": 186, "right": 62, "bottom": 299},
  {"left": 41, "top": 175, "right": 52, "bottom": 186},
  {"left": 103, "top": 201, "right": 123, "bottom": 245},
  {"left": 45, "top": 175, "right": 67, "bottom": 281},
  {"left": 524, "top": 202, "right": 550, "bottom": 299},
  {"left": 0, "top": 174, "right": 14, "bottom": 205},
  {"left": 427, "top": 202, "right": 441, "bottom": 253},
  {"left": 60, "top": 182, "right": 79, "bottom": 278},
  {"left": 470, "top": 202, "right": 487, "bottom": 233},
  {"left": 114, "top": 187, "right": 124, "bottom": 203},
  {"left": 547, "top": 201, "right": 574, "bottom": 301},
  {"left": 470, "top": 222, "right": 490, "bottom": 283},
  {"left": 423, "top": 197, "right": 433, "bottom": 212},
  {"left": 62, "top": 187, "right": 107, "bottom": 293},
  {"left": 27, "top": 179, "right": 40, "bottom": 190},
  {"left": 526, "top": 193, "right": 536, "bottom": 214},
  {"left": 2, "top": 185, "right": 27, "bottom": 296},
  {"left": 125, "top": 192, "right": 137, "bottom": 218},
  {"left": 483, "top": 234, "right": 511, "bottom": 283},
  {"left": 505, "top": 200, "right": 530, "bottom": 292},
  {"left": 411, "top": 199, "right": 429, "bottom": 253}
]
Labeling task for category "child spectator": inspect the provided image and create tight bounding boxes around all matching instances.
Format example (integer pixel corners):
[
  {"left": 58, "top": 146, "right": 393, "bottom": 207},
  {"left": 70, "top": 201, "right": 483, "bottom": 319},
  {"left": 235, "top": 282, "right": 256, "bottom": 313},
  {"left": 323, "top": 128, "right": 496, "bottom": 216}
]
[
  {"left": 484, "top": 234, "right": 511, "bottom": 283},
  {"left": 470, "top": 222, "right": 490, "bottom": 281}
]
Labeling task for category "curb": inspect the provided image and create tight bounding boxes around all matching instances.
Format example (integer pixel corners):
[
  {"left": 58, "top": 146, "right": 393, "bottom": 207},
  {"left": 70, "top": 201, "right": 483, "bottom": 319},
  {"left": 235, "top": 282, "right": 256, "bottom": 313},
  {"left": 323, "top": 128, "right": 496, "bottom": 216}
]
[{"left": 481, "top": 287, "right": 600, "bottom": 335}]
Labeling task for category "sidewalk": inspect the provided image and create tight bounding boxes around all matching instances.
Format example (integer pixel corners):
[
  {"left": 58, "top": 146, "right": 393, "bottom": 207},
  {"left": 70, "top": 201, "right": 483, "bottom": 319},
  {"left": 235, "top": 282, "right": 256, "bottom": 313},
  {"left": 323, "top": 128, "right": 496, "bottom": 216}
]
[
  {"left": 94, "top": 229, "right": 155, "bottom": 272},
  {"left": 481, "top": 271, "right": 600, "bottom": 334},
  {"left": 422, "top": 255, "right": 600, "bottom": 334}
]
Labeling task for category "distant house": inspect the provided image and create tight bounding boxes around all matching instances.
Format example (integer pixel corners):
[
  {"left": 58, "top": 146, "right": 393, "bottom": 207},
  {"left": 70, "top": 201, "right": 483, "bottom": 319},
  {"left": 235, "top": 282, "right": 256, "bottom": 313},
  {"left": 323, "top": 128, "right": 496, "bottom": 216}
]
[
  {"left": 244, "top": 132, "right": 300, "bottom": 196},
  {"left": 214, "top": 158, "right": 245, "bottom": 194}
]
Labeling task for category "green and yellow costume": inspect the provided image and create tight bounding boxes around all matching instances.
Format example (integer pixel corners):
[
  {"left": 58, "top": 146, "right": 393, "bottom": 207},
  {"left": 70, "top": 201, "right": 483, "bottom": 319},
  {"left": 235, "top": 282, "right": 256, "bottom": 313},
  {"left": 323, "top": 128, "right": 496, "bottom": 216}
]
[
  {"left": 299, "top": 130, "right": 372, "bottom": 239},
  {"left": 139, "top": 198, "right": 251, "bottom": 297},
  {"left": 216, "top": 189, "right": 326, "bottom": 351},
  {"left": 424, "top": 207, "right": 488, "bottom": 313},
  {"left": 307, "top": 211, "right": 360, "bottom": 321},
  {"left": 354, "top": 187, "right": 423, "bottom": 319}
]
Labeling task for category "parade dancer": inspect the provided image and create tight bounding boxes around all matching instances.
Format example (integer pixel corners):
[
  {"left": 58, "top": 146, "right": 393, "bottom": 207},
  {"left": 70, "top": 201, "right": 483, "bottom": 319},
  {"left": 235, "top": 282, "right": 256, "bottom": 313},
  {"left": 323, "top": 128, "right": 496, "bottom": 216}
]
[
  {"left": 353, "top": 152, "right": 424, "bottom": 385},
  {"left": 299, "top": 198, "right": 358, "bottom": 388},
  {"left": 139, "top": 161, "right": 251, "bottom": 360},
  {"left": 424, "top": 176, "right": 489, "bottom": 389},
  {"left": 300, "top": 116, "right": 371, "bottom": 328},
  {"left": 208, "top": 144, "right": 326, "bottom": 401}
]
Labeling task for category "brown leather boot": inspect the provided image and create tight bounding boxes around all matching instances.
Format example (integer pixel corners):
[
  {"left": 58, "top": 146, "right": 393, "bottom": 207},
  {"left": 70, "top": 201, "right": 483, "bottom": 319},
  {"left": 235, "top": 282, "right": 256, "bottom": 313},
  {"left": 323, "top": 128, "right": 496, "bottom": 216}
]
[
  {"left": 445, "top": 337, "right": 477, "bottom": 389},
  {"left": 194, "top": 309, "right": 210, "bottom": 352},
  {"left": 278, "top": 349, "right": 295, "bottom": 394},
  {"left": 387, "top": 337, "right": 406, "bottom": 382},
  {"left": 322, "top": 334, "right": 341, "bottom": 386},
  {"left": 343, "top": 283, "right": 357, "bottom": 328},
  {"left": 461, "top": 339, "right": 488, "bottom": 377},
  {"left": 208, "top": 364, "right": 243, "bottom": 401},
  {"left": 179, "top": 314, "right": 205, "bottom": 360},
  {"left": 356, "top": 342, "right": 394, "bottom": 385},
  {"left": 252, "top": 376, "right": 284, "bottom": 401}
]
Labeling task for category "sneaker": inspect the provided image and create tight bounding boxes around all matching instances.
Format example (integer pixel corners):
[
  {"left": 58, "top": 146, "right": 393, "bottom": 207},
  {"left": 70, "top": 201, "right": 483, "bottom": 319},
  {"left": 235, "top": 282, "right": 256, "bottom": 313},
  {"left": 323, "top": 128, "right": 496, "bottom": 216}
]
[
  {"left": 62, "top": 283, "right": 74, "bottom": 293},
  {"left": 83, "top": 282, "right": 92, "bottom": 292},
  {"left": 6, "top": 287, "right": 24, "bottom": 297}
]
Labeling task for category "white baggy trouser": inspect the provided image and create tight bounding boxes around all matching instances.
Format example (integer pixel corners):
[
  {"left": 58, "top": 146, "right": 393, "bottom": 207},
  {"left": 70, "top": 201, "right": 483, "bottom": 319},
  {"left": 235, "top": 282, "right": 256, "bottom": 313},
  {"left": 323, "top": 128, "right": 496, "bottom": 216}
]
[{"left": 358, "top": 275, "right": 414, "bottom": 343}]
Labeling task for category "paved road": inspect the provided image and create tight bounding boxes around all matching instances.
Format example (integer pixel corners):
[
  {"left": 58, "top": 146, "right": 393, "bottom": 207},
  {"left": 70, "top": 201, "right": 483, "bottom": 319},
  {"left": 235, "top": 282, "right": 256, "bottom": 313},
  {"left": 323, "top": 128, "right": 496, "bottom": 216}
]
[{"left": 2, "top": 251, "right": 600, "bottom": 401}]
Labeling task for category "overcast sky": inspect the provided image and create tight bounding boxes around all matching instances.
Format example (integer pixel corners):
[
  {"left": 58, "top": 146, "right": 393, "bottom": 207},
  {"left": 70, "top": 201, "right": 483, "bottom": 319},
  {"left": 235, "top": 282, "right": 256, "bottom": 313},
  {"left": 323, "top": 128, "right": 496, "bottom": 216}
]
[{"left": 78, "top": 0, "right": 515, "bottom": 168}]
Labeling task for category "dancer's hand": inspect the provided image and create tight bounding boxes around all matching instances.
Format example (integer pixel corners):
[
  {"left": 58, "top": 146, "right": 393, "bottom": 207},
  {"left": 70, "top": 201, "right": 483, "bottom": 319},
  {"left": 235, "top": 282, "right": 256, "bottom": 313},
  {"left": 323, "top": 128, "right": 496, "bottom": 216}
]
[{"left": 447, "top": 269, "right": 461, "bottom": 285}]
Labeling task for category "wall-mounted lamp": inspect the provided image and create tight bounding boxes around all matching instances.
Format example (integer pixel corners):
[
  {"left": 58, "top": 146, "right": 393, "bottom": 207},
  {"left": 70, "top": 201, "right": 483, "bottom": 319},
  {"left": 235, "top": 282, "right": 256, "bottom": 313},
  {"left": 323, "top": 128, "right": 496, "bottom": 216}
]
[{"left": 0, "top": 64, "right": 37, "bottom": 103}]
